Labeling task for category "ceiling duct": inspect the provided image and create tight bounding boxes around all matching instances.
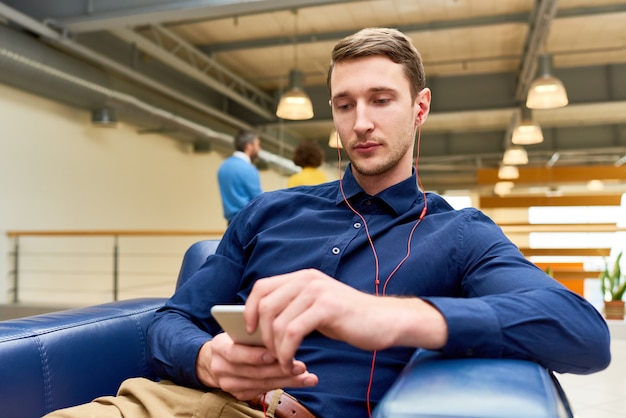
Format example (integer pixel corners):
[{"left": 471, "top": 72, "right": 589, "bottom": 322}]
[{"left": 0, "top": 22, "right": 297, "bottom": 174}]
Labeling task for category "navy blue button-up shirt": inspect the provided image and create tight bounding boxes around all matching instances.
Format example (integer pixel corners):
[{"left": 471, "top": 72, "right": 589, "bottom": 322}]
[{"left": 148, "top": 166, "right": 610, "bottom": 417}]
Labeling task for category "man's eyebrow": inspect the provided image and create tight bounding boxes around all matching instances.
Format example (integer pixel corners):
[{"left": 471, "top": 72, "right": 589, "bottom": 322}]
[
  {"left": 331, "top": 92, "right": 349, "bottom": 101},
  {"left": 331, "top": 87, "right": 397, "bottom": 101},
  {"left": 369, "top": 86, "right": 396, "bottom": 93}
]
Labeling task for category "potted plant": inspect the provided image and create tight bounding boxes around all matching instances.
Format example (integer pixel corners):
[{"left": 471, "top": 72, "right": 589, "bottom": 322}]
[{"left": 599, "top": 251, "right": 626, "bottom": 320}]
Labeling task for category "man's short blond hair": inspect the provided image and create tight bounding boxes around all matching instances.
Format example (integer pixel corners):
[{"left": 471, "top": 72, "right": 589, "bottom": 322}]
[{"left": 326, "top": 27, "right": 425, "bottom": 101}]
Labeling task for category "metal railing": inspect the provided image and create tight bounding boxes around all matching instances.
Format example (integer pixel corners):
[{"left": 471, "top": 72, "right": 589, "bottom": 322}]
[{"left": 6, "top": 230, "right": 224, "bottom": 305}]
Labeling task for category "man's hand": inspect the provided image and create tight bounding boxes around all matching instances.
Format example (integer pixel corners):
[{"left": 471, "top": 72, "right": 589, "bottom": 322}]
[
  {"left": 195, "top": 332, "right": 318, "bottom": 401},
  {"left": 244, "top": 269, "right": 448, "bottom": 373}
]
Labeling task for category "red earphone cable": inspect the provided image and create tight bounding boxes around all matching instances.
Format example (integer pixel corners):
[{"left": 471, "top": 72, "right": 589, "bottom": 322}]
[
  {"left": 338, "top": 171, "right": 381, "bottom": 292},
  {"left": 382, "top": 123, "right": 427, "bottom": 294},
  {"left": 336, "top": 123, "right": 427, "bottom": 418}
]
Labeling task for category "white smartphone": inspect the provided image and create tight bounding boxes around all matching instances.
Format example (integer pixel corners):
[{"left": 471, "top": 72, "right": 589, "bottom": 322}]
[{"left": 210, "top": 304, "right": 264, "bottom": 346}]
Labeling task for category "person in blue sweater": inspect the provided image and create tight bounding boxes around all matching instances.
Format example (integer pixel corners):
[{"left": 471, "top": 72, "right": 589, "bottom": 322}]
[
  {"left": 217, "top": 130, "right": 263, "bottom": 223},
  {"left": 46, "top": 27, "right": 611, "bottom": 418}
]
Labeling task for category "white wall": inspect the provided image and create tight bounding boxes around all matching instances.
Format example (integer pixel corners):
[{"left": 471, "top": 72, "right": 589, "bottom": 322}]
[{"left": 0, "top": 83, "right": 289, "bottom": 304}]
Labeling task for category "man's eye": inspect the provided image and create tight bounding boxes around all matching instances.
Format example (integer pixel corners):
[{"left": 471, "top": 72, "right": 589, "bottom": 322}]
[
  {"left": 374, "top": 98, "right": 390, "bottom": 105},
  {"left": 335, "top": 103, "right": 352, "bottom": 111}
]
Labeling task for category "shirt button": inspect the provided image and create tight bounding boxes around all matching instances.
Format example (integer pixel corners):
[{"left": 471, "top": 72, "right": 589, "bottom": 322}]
[
  {"left": 332, "top": 247, "right": 341, "bottom": 255},
  {"left": 363, "top": 200, "right": 372, "bottom": 206},
  {"left": 353, "top": 222, "right": 362, "bottom": 229}
]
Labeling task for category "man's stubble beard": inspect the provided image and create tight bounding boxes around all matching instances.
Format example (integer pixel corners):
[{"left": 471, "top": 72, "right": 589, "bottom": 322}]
[{"left": 350, "top": 126, "right": 416, "bottom": 177}]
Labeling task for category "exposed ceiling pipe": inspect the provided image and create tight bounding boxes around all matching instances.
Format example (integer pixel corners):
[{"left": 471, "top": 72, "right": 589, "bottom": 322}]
[
  {"left": 111, "top": 25, "right": 276, "bottom": 120},
  {"left": 0, "top": 41, "right": 298, "bottom": 174},
  {"left": 500, "top": 0, "right": 559, "bottom": 152},
  {"left": 515, "top": 0, "right": 560, "bottom": 101},
  {"left": 0, "top": 2, "right": 246, "bottom": 129},
  {"left": 0, "top": 42, "right": 227, "bottom": 141},
  {"left": 0, "top": 4, "right": 298, "bottom": 174}
]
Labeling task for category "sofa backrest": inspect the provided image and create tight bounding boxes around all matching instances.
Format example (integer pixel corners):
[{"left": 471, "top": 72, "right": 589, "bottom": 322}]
[{"left": 175, "top": 239, "right": 221, "bottom": 289}]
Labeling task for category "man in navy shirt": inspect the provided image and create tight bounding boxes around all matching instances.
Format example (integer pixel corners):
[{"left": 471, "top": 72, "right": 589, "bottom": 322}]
[{"left": 47, "top": 27, "right": 610, "bottom": 418}]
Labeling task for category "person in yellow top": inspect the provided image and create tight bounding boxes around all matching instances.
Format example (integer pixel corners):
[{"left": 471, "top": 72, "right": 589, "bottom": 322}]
[{"left": 287, "top": 141, "right": 328, "bottom": 187}]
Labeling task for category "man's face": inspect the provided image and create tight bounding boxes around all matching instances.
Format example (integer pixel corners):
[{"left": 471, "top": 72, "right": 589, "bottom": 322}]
[
  {"left": 330, "top": 55, "right": 429, "bottom": 188},
  {"left": 248, "top": 137, "right": 261, "bottom": 160}
]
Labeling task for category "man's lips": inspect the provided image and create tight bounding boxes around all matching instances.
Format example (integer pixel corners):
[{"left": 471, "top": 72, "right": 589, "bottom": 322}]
[{"left": 353, "top": 142, "right": 381, "bottom": 153}]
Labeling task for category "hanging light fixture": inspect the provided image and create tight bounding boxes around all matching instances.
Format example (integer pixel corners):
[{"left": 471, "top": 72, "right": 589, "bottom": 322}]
[
  {"left": 498, "top": 164, "right": 519, "bottom": 180},
  {"left": 511, "top": 105, "right": 543, "bottom": 145},
  {"left": 276, "top": 69, "right": 314, "bottom": 120},
  {"left": 494, "top": 181, "right": 515, "bottom": 196},
  {"left": 587, "top": 179, "right": 605, "bottom": 191},
  {"left": 526, "top": 54, "right": 568, "bottom": 109},
  {"left": 276, "top": 10, "right": 314, "bottom": 120},
  {"left": 328, "top": 129, "right": 343, "bottom": 149},
  {"left": 502, "top": 145, "right": 529, "bottom": 165}
]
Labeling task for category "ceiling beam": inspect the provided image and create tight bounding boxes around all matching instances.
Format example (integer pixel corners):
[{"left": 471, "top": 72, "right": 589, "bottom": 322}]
[
  {"left": 541, "top": 270, "right": 602, "bottom": 280},
  {"left": 477, "top": 165, "right": 626, "bottom": 185},
  {"left": 519, "top": 247, "right": 611, "bottom": 257},
  {"left": 198, "top": 12, "right": 531, "bottom": 54},
  {"left": 479, "top": 194, "right": 623, "bottom": 208},
  {"left": 4, "top": 0, "right": 368, "bottom": 33},
  {"left": 11, "top": 0, "right": 622, "bottom": 48},
  {"left": 195, "top": 4, "right": 626, "bottom": 54},
  {"left": 110, "top": 25, "right": 276, "bottom": 120},
  {"left": 500, "top": 223, "right": 625, "bottom": 233}
]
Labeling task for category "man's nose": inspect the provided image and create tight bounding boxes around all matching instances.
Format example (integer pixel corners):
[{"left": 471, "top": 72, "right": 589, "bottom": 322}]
[{"left": 353, "top": 104, "right": 374, "bottom": 135}]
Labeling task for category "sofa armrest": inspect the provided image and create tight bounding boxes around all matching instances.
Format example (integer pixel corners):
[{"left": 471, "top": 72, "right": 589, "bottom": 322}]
[
  {"left": 374, "top": 350, "right": 573, "bottom": 418},
  {"left": 0, "top": 298, "right": 165, "bottom": 418}
]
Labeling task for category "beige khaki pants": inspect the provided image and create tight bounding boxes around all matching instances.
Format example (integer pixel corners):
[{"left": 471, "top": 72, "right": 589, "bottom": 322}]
[{"left": 44, "top": 378, "right": 282, "bottom": 418}]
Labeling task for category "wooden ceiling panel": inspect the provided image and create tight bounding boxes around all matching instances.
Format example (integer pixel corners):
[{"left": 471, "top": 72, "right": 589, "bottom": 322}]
[
  {"left": 415, "top": 24, "right": 527, "bottom": 76},
  {"left": 548, "top": 12, "right": 626, "bottom": 68}
]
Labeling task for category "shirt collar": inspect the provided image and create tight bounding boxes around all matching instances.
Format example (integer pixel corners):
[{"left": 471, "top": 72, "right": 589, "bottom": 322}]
[
  {"left": 335, "top": 164, "right": 422, "bottom": 215},
  {"left": 233, "top": 151, "right": 251, "bottom": 164}
]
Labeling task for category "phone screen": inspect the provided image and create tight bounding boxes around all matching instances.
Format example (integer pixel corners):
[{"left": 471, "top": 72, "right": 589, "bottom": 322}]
[{"left": 211, "top": 305, "right": 264, "bottom": 346}]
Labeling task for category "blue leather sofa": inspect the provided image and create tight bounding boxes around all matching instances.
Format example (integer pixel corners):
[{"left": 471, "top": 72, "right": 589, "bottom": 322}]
[{"left": 0, "top": 240, "right": 573, "bottom": 418}]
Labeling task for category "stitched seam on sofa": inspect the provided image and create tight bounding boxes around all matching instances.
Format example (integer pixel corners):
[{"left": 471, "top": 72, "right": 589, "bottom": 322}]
[
  {"left": 34, "top": 334, "right": 54, "bottom": 413},
  {"left": 0, "top": 302, "right": 163, "bottom": 342},
  {"left": 130, "top": 314, "right": 151, "bottom": 377}
]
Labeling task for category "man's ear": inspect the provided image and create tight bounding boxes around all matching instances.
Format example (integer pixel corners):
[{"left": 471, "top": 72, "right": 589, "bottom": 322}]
[{"left": 415, "top": 87, "right": 431, "bottom": 125}]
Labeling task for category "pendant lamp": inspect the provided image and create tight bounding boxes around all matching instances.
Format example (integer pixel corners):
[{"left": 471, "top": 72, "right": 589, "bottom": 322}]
[
  {"left": 276, "top": 69, "right": 314, "bottom": 120},
  {"left": 494, "top": 181, "right": 515, "bottom": 196},
  {"left": 587, "top": 179, "right": 605, "bottom": 191},
  {"left": 328, "top": 129, "right": 343, "bottom": 149},
  {"left": 276, "top": 10, "right": 314, "bottom": 120},
  {"left": 511, "top": 106, "right": 543, "bottom": 145},
  {"left": 502, "top": 145, "right": 528, "bottom": 165},
  {"left": 526, "top": 54, "right": 568, "bottom": 109},
  {"left": 498, "top": 164, "right": 519, "bottom": 180}
]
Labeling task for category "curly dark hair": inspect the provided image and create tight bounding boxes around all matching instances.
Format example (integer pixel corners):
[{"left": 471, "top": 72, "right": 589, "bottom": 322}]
[{"left": 292, "top": 141, "right": 324, "bottom": 168}]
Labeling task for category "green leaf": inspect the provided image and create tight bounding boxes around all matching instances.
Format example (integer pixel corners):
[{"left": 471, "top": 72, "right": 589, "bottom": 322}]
[
  {"left": 600, "top": 251, "right": 626, "bottom": 301},
  {"left": 615, "top": 281, "right": 626, "bottom": 301}
]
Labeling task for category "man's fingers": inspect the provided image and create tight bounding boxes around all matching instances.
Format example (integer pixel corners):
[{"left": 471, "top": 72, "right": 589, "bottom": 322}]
[{"left": 245, "top": 273, "right": 297, "bottom": 330}]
